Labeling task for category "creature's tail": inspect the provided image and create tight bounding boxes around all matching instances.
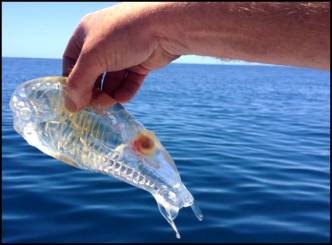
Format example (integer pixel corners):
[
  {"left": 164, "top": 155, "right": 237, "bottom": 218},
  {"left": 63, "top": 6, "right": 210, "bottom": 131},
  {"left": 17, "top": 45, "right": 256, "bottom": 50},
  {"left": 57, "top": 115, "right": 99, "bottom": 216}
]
[{"left": 152, "top": 184, "right": 203, "bottom": 239}]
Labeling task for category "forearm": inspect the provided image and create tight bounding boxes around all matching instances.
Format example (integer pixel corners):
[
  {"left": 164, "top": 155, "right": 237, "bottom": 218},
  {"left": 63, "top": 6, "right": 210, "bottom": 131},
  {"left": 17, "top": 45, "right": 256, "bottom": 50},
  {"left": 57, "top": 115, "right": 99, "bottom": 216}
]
[{"left": 151, "top": 2, "right": 330, "bottom": 70}]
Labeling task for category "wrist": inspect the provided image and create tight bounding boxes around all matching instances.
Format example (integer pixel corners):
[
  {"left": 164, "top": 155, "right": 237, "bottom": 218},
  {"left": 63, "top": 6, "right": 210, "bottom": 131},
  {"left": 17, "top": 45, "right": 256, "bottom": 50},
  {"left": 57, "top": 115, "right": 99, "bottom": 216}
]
[{"left": 148, "top": 2, "right": 193, "bottom": 56}]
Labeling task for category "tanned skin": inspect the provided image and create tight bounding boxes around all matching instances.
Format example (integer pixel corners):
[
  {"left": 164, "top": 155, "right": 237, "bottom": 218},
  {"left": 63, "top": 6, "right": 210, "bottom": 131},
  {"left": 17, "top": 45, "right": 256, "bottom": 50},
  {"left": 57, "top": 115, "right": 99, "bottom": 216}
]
[{"left": 62, "top": 2, "right": 330, "bottom": 112}]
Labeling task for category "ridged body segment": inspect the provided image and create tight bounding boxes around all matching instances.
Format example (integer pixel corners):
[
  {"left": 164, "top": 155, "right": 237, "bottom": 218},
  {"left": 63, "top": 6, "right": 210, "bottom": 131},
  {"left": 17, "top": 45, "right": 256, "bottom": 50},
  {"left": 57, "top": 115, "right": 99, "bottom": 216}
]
[{"left": 10, "top": 76, "right": 203, "bottom": 239}]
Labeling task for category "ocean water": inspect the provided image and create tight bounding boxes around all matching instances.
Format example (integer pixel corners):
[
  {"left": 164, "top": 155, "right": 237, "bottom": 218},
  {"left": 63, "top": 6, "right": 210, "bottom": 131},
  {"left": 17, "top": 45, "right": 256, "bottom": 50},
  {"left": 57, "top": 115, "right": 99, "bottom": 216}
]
[{"left": 2, "top": 57, "right": 330, "bottom": 243}]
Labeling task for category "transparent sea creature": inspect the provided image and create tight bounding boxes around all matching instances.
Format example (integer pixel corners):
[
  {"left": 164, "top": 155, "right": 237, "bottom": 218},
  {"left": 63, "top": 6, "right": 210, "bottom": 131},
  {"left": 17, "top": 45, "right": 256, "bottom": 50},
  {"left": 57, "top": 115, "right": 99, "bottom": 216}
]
[{"left": 10, "top": 76, "right": 203, "bottom": 238}]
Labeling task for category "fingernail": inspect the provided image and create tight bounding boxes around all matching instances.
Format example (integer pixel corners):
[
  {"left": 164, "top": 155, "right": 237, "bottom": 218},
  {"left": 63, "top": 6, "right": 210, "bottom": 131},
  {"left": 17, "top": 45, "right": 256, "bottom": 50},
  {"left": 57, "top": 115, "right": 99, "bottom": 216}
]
[{"left": 64, "top": 96, "right": 77, "bottom": 112}]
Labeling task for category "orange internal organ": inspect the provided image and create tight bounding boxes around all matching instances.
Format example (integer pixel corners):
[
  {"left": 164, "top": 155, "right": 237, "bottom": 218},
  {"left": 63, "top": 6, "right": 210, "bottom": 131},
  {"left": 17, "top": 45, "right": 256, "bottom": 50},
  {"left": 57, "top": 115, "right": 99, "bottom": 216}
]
[{"left": 132, "top": 131, "right": 156, "bottom": 156}]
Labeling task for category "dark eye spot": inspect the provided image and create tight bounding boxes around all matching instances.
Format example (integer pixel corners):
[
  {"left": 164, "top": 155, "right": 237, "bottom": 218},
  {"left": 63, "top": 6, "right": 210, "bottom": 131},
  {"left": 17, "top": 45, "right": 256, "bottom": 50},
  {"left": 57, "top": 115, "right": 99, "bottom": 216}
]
[
  {"left": 132, "top": 131, "right": 156, "bottom": 155},
  {"left": 140, "top": 135, "right": 154, "bottom": 149}
]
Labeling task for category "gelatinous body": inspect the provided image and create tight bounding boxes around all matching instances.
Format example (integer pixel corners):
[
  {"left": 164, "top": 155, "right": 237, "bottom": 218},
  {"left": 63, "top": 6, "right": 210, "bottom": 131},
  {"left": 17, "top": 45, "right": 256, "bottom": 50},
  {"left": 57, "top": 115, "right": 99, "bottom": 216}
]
[{"left": 10, "top": 76, "right": 203, "bottom": 238}]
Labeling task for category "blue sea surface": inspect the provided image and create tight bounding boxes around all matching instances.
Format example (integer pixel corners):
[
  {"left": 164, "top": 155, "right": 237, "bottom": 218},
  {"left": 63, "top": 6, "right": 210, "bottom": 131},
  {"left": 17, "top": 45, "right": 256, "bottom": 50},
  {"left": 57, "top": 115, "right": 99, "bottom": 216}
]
[{"left": 2, "top": 57, "right": 330, "bottom": 243}]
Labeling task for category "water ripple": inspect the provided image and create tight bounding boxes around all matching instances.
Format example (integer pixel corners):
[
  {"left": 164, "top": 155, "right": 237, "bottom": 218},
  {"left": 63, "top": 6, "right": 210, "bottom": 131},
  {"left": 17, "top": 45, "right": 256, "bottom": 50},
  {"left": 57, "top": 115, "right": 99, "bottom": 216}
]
[{"left": 2, "top": 58, "right": 330, "bottom": 242}]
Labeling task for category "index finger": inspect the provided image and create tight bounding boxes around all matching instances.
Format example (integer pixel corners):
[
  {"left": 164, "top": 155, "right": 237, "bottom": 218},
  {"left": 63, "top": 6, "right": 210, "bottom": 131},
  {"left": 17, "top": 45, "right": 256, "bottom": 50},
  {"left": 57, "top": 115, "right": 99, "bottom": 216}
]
[{"left": 62, "top": 23, "right": 86, "bottom": 76}]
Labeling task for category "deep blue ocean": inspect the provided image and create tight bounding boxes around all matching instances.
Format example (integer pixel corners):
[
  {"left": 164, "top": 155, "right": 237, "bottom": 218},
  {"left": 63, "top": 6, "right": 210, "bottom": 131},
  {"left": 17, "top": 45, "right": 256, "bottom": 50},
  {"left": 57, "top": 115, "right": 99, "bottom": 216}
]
[{"left": 2, "top": 57, "right": 330, "bottom": 243}]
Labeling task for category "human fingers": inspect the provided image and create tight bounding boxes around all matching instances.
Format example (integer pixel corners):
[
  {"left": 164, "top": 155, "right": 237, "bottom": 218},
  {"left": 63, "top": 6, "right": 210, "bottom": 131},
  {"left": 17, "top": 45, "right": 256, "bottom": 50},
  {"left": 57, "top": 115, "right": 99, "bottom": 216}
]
[
  {"left": 62, "top": 23, "right": 85, "bottom": 76},
  {"left": 111, "top": 70, "right": 146, "bottom": 103},
  {"left": 64, "top": 47, "right": 105, "bottom": 112}
]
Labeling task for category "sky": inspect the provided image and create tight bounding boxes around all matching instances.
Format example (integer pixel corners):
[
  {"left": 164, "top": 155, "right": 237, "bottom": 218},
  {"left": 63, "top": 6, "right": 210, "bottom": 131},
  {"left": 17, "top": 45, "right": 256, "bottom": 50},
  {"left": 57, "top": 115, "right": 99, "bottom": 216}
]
[{"left": 2, "top": 2, "right": 267, "bottom": 65}]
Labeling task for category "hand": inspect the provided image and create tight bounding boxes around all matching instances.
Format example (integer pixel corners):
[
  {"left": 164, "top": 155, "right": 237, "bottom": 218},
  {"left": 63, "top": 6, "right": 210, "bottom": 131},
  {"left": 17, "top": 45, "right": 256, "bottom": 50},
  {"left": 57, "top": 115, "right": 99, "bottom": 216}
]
[
  {"left": 63, "top": 2, "right": 330, "bottom": 113},
  {"left": 63, "top": 3, "right": 178, "bottom": 112}
]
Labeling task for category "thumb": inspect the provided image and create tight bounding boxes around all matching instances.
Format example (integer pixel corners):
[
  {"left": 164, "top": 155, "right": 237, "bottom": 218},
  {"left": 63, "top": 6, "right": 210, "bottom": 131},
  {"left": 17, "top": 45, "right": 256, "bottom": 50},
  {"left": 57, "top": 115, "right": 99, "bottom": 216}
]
[{"left": 64, "top": 50, "right": 104, "bottom": 112}]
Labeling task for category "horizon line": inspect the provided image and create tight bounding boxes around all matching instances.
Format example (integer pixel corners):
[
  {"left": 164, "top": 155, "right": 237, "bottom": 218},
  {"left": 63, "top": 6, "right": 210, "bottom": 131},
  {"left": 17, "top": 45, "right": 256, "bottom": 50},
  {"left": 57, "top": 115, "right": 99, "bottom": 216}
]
[{"left": 2, "top": 56, "right": 279, "bottom": 66}]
